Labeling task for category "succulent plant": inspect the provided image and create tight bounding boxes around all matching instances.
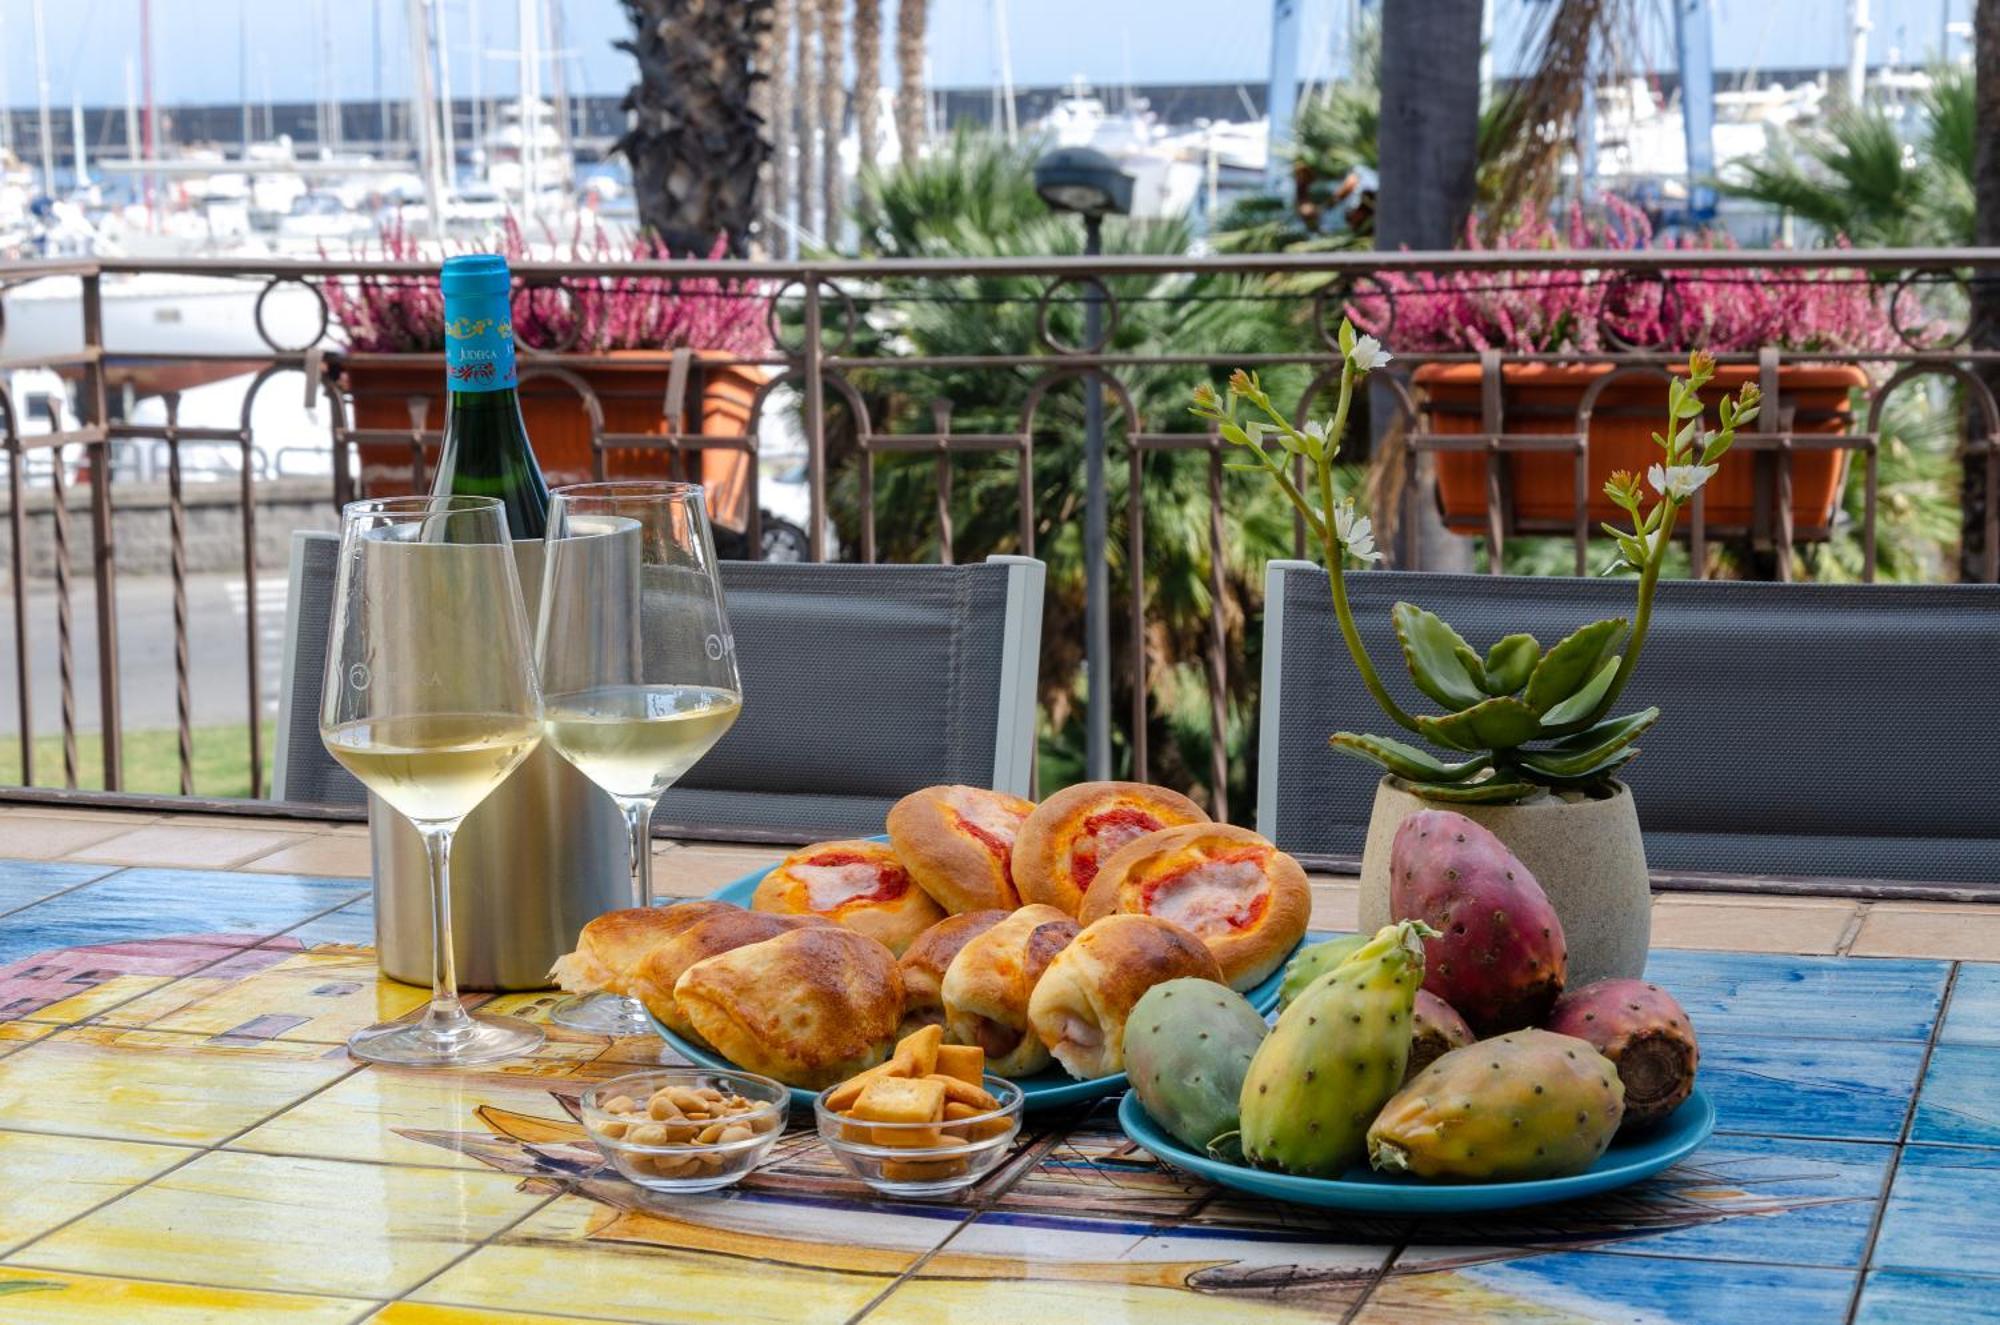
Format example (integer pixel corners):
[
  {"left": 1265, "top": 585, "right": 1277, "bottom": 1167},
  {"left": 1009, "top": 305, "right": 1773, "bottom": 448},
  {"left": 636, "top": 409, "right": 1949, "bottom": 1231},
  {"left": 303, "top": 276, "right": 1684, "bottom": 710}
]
[{"left": 1192, "top": 334, "right": 1759, "bottom": 805}]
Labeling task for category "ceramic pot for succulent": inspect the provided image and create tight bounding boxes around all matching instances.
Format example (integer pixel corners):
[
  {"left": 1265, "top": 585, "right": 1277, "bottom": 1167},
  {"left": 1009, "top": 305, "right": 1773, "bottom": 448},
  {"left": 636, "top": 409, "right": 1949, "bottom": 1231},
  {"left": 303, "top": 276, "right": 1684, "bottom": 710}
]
[{"left": 1356, "top": 776, "right": 1651, "bottom": 986}]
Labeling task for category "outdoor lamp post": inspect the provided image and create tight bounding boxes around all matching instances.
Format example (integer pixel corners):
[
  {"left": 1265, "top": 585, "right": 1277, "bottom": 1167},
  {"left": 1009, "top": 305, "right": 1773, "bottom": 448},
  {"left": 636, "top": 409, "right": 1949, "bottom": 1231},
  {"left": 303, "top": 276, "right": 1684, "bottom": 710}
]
[{"left": 1034, "top": 147, "right": 1133, "bottom": 782}]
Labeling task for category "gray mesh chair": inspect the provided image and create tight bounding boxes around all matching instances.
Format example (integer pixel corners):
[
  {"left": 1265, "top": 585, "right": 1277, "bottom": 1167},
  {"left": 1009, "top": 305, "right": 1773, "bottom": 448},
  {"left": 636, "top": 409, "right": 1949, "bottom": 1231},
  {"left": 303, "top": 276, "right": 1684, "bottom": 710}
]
[
  {"left": 1257, "top": 562, "right": 2000, "bottom": 891},
  {"left": 274, "top": 531, "right": 1045, "bottom": 841}
]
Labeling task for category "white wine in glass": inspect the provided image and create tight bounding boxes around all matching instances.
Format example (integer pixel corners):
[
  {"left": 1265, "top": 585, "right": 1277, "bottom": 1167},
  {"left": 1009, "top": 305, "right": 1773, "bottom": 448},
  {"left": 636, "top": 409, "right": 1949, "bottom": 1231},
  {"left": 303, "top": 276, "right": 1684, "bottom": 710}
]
[
  {"left": 321, "top": 494, "right": 547, "bottom": 1066},
  {"left": 538, "top": 483, "right": 744, "bottom": 1037}
]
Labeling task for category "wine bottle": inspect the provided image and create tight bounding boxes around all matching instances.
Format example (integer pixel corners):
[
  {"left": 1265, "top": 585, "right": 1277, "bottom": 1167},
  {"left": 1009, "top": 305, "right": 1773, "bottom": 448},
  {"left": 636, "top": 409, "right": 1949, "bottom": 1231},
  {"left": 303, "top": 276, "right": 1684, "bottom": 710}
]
[{"left": 431, "top": 253, "right": 551, "bottom": 540}]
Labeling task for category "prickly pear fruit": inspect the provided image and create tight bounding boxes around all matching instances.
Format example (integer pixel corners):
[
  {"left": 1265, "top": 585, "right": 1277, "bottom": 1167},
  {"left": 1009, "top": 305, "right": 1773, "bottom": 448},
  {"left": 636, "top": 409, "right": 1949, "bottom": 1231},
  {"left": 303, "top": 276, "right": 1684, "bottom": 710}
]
[
  {"left": 1276, "top": 934, "right": 1369, "bottom": 1011},
  {"left": 1407, "top": 991, "right": 1475, "bottom": 1082},
  {"left": 1238, "top": 920, "right": 1433, "bottom": 1177},
  {"left": 1389, "top": 810, "right": 1566, "bottom": 1036},
  {"left": 1367, "top": 1028, "right": 1624, "bottom": 1182},
  {"left": 1545, "top": 978, "right": 1698, "bottom": 1132},
  {"left": 1126, "top": 978, "right": 1269, "bottom": 1155}
]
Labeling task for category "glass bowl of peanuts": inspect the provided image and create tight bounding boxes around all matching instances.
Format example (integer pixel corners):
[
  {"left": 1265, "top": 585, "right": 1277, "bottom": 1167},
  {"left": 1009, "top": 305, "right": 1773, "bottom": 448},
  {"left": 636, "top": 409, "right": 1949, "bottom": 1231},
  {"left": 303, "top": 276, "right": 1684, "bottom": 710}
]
[
  {"left": 814, "top": 1075, "right": 1025, "bottom": 1198},
  {"left": 580, "top": 1069, "right": 788, "bottom": 1193}
]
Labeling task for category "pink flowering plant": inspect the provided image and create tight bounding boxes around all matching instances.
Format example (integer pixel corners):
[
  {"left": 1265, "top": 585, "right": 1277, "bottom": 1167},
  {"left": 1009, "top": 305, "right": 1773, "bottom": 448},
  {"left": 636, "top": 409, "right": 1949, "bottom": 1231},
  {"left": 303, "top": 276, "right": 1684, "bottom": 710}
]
[
  {"left": 324, "top": 218, "right": 773, "bottom": 358},
  {"left": 1344, "top": 198, "right": 1899, "bottom": 356}
]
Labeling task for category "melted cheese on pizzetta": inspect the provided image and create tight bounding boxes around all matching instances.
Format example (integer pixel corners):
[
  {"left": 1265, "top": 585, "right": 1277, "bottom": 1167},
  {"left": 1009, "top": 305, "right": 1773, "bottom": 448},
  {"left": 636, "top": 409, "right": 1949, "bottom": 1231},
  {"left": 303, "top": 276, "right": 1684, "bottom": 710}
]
[
  {"left": 1142, "top": 855, "right": 1269, "bottom": 936},
  {"left": 794, "top": 858, "right": 901, "bottom": 910},
  {"left": 945, "top": 787, "right": 1028, "bottom": 841}
]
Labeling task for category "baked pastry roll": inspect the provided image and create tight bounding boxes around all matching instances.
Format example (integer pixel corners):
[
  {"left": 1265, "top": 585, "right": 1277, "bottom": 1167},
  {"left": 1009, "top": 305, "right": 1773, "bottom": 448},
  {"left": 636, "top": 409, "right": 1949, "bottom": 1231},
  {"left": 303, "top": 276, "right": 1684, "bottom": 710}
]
[
  {"left": 1078, "top": 823, "right": 1310, "bottom": 991},
  {"left": 1027, "top": 913, "right": 1224, "bottom": 1080},
  {"left": 885, "top": 785, "right": 1036, "bottom": 913},
  {"left": 1012, "top": 781, "right": 1210, "bottom": 916},
  {"left": 750, "top": 839, "right": 946, "bottom": 955},
  {"left": 939, "top": 904, "right": 1080, "bottom": 1078},
  {"left": 897, "top": 909, "right": 1010, "bottom": 1036},
  {"left": 630, "top": 908, "right": 830, "bottom": 1042},
  {"left": 547, "top": 900, "right": 736, "bottom": 999},
  {"left": 674, "top": 926, "right": 904, "bottom": 1089}
]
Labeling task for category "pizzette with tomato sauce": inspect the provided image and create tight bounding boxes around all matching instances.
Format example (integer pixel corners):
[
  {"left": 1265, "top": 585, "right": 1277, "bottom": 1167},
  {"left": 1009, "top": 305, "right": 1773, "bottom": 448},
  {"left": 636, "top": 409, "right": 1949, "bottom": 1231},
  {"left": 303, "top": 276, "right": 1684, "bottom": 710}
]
[
  {"left": 751, "top": 839, "right": 945, "bottom": 956},
  {"left": 1011, "top": 781, "right": 1210, "bottom": 917},
  {"left": 886, "top": 785, "right": 1036, "bottom": 914},
  {"left": 1077, "top": 822, "right": 1310, "bottom": 991}
]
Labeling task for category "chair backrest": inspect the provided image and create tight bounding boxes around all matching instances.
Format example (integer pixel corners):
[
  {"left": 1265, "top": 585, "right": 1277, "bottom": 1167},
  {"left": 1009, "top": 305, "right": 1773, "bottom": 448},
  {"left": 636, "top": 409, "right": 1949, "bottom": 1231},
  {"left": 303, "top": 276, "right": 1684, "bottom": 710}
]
[
  {"left": 275, "top": 533, "right": 1045, "bottom": 841},
  {"left": 1257, "top": 562, "right": 2000, "bottom": 888}
]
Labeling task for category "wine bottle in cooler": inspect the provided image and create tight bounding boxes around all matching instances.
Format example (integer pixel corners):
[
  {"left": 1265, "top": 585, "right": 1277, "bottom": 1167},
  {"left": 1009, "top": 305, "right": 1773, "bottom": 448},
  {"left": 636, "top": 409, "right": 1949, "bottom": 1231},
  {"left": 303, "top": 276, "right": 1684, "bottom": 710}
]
[{"left": 430, "top": 254, "right": 551, "bottom": 539}]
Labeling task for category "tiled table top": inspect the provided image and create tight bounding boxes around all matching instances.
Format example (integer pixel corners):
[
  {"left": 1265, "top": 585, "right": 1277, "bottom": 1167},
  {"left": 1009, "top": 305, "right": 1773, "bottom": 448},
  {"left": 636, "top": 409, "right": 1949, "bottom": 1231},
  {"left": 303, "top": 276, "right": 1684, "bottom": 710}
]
[{"left": 0, "top": 809, "right": 1995, "bottom": 1323}]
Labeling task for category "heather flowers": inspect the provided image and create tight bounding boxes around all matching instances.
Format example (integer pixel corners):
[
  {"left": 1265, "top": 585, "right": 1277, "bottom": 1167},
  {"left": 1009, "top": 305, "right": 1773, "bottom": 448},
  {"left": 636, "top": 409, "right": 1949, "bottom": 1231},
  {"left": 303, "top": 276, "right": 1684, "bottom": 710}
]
[
  {"left": 324, "top": 218, "right": 774, "bottom": 358},
  {"left": 1343, "top": 196, "right": 1901, "bottom": 357}
]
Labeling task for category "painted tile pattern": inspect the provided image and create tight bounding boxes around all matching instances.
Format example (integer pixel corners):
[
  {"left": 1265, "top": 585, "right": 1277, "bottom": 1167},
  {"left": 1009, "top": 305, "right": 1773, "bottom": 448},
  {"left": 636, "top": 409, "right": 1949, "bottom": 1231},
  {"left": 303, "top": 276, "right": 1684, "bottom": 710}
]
[{"left": 0, "top": 856, "right": 1988, "bottom": 1324}]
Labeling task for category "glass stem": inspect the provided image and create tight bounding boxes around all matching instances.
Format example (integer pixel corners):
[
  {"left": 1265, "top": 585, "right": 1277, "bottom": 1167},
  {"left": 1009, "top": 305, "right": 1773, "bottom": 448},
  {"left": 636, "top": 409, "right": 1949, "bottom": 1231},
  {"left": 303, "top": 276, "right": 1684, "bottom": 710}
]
[
  {"left": 621, "top": 798, "right": 656, "bottom": 910},
  {"left": 418, "top": 824, "right": 476, "bottom": 1044}
]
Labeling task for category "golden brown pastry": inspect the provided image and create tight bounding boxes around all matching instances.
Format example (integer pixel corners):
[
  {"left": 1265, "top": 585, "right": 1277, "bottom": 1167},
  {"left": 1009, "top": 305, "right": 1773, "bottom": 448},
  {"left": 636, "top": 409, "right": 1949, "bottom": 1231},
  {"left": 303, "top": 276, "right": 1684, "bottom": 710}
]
[
  {"left": 939, "top": 904, "right": 1080, "bottom": 1077},
  {"left": 1078, "top": 823, "right": 1310, "bottom": 991},
  {"left": 1012, "top": 782, "right": 1210, "bottom": 916},
  {"left": 1027, "top": 913, "right": 1224, "bottom": 1080},
  {"left": 547, "top": 900, "right": 736, "bottom": 999},
  {"left": 897, "top": 909, "right": 1010, "bottom": 1036},
  {"left": 886, "top": 785, "right": 1036, "bottom": 913},
  {"left": 750, "top": 839, "right": 946, "bottom": 955},
  {"left": 673, "top": 926, "right": 904, "bottom": 1089},
  {"left": 630, "top": 908, "right": 831, "bottom": 1042}
]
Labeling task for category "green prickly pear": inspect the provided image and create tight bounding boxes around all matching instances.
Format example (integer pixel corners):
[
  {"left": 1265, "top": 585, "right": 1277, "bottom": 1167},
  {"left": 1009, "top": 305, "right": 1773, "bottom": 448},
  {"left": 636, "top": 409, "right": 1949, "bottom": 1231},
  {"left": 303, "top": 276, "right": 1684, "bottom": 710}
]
[
  {"left": 1238, "top": 920, "right": 1433, "bottom": 1178},
  {"left": 1367, "top": 1029, "right": 1625, "bottom": 1182},
  {"left": 1275, "top": 934, "right": 1370, "bottom": 1011},
  {"left": 1126, "top": 979, "right": 1269, "bottom": 1155}
]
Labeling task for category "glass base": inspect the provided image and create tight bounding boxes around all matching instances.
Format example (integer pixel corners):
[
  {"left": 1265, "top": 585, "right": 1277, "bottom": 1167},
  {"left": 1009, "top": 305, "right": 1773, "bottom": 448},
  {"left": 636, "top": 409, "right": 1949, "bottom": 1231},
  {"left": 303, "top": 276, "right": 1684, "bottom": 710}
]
[
  {"left": 348, "top": 1012, "right": 544, "bottom": 1066},
  {"left": 550, "top": 992, "right": 654, "bottom": 1037}
]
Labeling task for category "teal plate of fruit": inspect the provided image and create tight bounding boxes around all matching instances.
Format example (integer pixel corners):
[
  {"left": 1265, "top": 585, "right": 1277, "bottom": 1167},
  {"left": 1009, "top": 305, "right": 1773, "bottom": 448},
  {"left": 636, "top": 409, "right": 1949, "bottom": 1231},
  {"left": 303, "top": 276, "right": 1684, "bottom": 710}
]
[
  {"left": 640, "top": 862, "right": 1299, "bottom": 1111},
  {"left": 1118, "top": 1085, "right": 1715, "bottom": 1214}
]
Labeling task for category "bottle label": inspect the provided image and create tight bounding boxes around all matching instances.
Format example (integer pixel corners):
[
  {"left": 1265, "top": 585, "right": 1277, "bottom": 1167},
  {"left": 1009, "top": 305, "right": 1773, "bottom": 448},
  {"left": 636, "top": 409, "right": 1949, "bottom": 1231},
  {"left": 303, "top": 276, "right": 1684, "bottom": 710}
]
[{"left": 443, "top": 293, "right": 518, "bottom": 392}]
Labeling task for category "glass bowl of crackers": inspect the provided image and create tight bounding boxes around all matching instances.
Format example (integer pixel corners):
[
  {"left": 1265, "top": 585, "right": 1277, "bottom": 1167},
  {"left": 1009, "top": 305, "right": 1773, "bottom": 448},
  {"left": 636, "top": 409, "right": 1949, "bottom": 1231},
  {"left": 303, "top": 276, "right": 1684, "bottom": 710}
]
[
  {"left": 812, "top": 1026, "right": 1025, "bottom": 1198},
  {"left": 580, "top": 1068, "right": 788, "bottom": 1193}
]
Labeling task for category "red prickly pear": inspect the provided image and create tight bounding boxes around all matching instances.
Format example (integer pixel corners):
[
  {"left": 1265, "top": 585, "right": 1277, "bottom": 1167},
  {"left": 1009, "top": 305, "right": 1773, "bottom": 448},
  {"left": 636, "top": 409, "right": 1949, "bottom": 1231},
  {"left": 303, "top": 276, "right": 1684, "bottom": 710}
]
[
  {"left": 1407, "top": 990, "right": 1475, "bottom": 1082},
  {"left": 1388, "top": 810, "right": 1567, "bottom": 1036},
  {"left": 1545, "top": 978, "right": 1699, "bottom": 1132}
]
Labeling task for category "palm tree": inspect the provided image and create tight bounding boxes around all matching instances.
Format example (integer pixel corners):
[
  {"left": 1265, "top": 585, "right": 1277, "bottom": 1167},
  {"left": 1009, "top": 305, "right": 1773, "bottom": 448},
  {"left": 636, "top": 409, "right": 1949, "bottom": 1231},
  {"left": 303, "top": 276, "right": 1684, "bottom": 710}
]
[
  {"left": 840, "top": 134, "right": 1317, "bottom": 807},
  {"left": 768, "top": 0, "right": 797, "bottom": 245},
  {"left": 819, "top": 0, "right": 847, "bottom": 239},
  {"left": 615, "top": 0, "right": 774, "bottom": 255},
  {"left": 1721, "top": 69, "right": 1973, "bottom": 247},
  {"left": 895, "top": 0, "right": 927, "bottom": 161},
  {"left": 795, "top": 0, "right": 821, "bottom": 238},
  {"left": 854, "top": 0, "right": 882, "bottom": 177}
]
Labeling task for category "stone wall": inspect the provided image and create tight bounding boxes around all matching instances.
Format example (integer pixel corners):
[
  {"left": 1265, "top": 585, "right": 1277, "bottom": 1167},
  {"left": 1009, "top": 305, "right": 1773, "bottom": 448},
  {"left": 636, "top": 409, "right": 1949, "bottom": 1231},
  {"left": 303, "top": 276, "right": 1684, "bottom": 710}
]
[{"left": 0, "top": 479, "right": 338, "bottom": 579}]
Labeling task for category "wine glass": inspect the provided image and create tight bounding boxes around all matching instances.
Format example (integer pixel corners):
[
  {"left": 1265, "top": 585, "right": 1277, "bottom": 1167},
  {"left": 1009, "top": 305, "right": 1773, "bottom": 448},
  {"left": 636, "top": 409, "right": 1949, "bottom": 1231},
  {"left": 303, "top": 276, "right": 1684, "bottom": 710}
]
[
  {"left": 320, "top": 495, "right": 547, "bottom": 1065},
  {"left": 537, "top": 482, "right": 743, "bottom": 1036}
]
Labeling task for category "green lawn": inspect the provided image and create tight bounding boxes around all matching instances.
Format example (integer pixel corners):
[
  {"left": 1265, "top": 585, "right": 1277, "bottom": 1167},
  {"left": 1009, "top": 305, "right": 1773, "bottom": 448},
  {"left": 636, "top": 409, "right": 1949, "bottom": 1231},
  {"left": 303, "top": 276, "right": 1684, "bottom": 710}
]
[{"left": 0, "top": 724, "right": 275, "bottom": 799}]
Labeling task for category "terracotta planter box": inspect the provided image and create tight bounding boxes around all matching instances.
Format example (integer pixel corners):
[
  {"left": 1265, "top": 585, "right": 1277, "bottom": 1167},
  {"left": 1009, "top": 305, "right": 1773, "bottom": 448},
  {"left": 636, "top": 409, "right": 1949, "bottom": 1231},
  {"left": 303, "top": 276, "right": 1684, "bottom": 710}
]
[
  {"left": 341, "top": 351, "right": 766, "bottom": 531},
  {"left": 1415, "top": 362, "right": 1869, "bottom": 538}
]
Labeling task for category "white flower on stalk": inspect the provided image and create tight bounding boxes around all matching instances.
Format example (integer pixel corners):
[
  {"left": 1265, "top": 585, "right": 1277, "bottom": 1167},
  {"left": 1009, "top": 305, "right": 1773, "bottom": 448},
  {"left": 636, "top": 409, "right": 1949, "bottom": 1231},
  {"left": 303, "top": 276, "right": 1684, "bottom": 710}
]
[
  {"left": 1347, "top": 335, "right": 1393, "bottom": 374},
  {"left": 1648, "top": 463, "right": 1719, "bottom": 502},
  {"left": 1301, "top": 419, "right": 1332, "bottom": 457},
  {"left": 1334, "top": 500, "right": 1382, "bottom": 563}
]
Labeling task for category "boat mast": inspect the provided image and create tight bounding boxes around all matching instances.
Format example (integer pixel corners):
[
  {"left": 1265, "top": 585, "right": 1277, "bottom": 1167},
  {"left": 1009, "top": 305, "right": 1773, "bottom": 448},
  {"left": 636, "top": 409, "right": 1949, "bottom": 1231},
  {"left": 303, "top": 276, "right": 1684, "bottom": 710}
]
[
  {"left": 406, "top": 0, "right": 448, "bottom": 230},
  {"left": 31, "top": 0, "right": 56, "bottom": 195},
  {"left": 519, "top": 0, "right": 543, "bottom": 210},
  {"left": 436, "top": 0, "right": 459, "bottom": 194},
  {"left": 468, "top": 0, "right": 485, "bottom": 181},
  {"left": 142, "top": 0, "right": 157, "bottom": 217},
  {"left": 70, "top": 88, "right": 87, "bottom": 190}
]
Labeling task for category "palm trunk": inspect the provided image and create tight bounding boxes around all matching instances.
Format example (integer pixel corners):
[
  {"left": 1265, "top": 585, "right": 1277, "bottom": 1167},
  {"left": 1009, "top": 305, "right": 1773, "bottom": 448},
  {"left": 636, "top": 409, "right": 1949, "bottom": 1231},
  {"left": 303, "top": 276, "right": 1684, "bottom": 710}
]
[
  {"left": 616, "top": 0, "right": 775, "bottom": 256},
  {"left": 854, "top": 0, "right": 881, "bottom": 177},
  {"left": 895, "top": 0, "right": 927, "bottom": 161},
  {"left": 819, "top": 0, "right": 847, "bottom": 244},
  {"left": 767, "top": 0, "right": 796, "bottom": 251},
  {"left": 1969, "top": 0, "right": 2000, "bottom": 581},
  {"left": 1375, "top": 0, "right": 1481, "bottom": 572},
  {"left": 795, "top": 0, "right": 821, "bottom": 239}
]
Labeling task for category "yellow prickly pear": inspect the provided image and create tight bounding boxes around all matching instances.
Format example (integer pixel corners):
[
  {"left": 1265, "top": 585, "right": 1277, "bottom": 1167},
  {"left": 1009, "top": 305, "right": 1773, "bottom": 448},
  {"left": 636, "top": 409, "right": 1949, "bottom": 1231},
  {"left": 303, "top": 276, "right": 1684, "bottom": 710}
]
[
  {"left": 1237, "top": 919, "right": 1433, "bottom": 1177},
  {"left": 1275, "top": 933, "right": 1369, "bottom": 1011},
  {"left": 1367, "top": 1029, "right": 1625, "bottom": 1182}
]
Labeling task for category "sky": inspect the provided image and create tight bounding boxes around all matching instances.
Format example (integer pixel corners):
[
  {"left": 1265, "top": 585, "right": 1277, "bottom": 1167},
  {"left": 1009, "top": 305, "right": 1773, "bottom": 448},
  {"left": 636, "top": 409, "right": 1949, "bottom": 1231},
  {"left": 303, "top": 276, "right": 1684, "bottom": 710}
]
[{"left": 0, "top": 0, "right": 1977, "bottom": 112}]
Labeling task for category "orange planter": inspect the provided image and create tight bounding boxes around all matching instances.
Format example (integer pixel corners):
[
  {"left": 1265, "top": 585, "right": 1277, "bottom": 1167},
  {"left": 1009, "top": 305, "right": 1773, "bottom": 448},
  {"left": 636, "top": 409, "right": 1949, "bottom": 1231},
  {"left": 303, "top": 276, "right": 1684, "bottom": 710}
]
[
  {"left": 342, "top": 351, "right": 767, "bottom": 533},
  {"left": 1414, "top": 362, "right": 1869, "bottom": 538}
]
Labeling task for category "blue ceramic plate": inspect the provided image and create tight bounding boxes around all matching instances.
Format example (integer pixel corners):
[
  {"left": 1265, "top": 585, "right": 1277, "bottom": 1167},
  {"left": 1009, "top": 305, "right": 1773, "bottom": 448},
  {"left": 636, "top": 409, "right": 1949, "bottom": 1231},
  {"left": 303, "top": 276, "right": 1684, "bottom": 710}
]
[
  {"left": 642, "top": 857, "right": 1299, "bottom": 1111},
  {"left": 1117, "top": 1084, "right": 1716, "bottom": 1213}
]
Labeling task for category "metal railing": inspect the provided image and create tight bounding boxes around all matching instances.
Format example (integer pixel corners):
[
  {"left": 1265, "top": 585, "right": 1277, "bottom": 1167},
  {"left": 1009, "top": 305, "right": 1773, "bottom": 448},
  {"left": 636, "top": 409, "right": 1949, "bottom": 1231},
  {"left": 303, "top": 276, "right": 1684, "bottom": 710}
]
[{"left": 0, "top": 247, "right": 1994, "bottom": 817}]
